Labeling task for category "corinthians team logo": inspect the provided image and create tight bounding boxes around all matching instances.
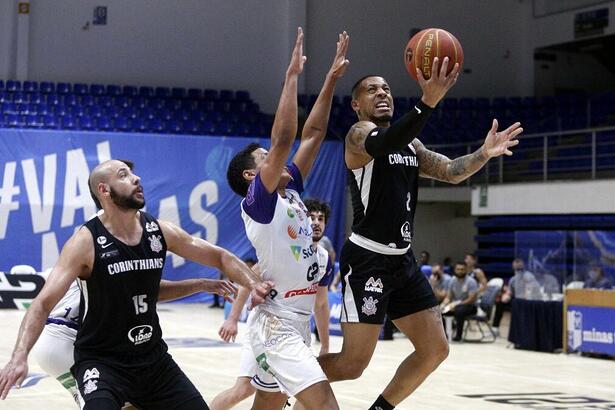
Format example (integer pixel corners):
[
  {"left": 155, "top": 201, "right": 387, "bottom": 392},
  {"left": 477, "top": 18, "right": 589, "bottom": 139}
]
[{"left": 148, "top": 235, "right": 163, "bottom": 253}]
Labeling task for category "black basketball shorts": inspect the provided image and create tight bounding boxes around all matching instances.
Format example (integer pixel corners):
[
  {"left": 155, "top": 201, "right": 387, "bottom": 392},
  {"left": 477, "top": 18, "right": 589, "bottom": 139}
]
[
  {"left": 339, "top": 240, "right": 438, "bottom": 324},
  {"left": 72, "top": 351, "right": 206, "bottom": 409}
]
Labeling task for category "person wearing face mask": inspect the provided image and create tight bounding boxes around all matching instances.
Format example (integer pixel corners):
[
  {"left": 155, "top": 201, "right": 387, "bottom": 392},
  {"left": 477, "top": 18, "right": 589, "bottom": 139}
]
[
  {"left": 584, "top": 266, "right": 613, "bottom": 290},
  {"left": 429, "top": 264, "right": 452, "bottom": 303},
  {"left": 440, "top": 262, "right": 479, "bottom": 342},
  {"left": 491, "top": 258, "right": 542, "bottom": 336}
]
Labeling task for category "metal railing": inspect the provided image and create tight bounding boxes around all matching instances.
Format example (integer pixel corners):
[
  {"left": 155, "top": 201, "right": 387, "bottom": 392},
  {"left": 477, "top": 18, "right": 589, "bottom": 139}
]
[{"left": 421, "top": 126, "right": 615, "bottom": 187}]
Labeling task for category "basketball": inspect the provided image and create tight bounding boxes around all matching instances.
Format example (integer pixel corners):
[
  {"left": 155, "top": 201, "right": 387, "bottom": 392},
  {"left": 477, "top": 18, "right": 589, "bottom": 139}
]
[{"left": 404, "top": 28, "right": 463, "bottom": 81}]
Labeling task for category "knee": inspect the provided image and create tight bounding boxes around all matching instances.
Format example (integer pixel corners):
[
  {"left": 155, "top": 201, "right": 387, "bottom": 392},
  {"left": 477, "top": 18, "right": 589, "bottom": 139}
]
[
  {"left": 430, "top": 337, "right": 450, "bottom": 368},
  {"left": 342, "top": 360, "right": 369, "bottom": 380},
  {"left": 417, "top": 337, "right": 449, "bottom": 370},
  {"left": 236, "top": 383, "right": 255, "bottom": 400}
]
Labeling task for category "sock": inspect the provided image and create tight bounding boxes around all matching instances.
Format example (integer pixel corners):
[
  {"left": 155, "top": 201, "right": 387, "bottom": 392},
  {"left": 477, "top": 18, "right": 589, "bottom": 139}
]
[{"left": 369, "top": 395, "right": 394, "bottom": 410}]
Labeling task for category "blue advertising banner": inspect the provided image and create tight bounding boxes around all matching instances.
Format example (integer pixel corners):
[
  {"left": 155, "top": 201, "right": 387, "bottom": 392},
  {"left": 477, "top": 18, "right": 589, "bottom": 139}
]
[
  {"left": 0, "top": 129, "right": 346, "bottom": 302},
  {"left": 567, "top": 304, "right": 615, "bottom": 355}
]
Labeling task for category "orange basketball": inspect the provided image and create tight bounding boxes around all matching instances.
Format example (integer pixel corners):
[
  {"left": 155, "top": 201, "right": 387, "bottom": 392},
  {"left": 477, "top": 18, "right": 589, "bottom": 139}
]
[{"left": 404, "top": 28, "right": 463, "bottom": 81}]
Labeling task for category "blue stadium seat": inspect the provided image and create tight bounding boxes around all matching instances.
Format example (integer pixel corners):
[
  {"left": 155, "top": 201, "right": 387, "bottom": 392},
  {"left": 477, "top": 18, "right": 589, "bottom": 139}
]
[
  {"left": 90, "top": 84, "right": 105, "bottom": 96},
  {"left": 29, "top": 92, "right": 43, "bottom": 104},
  {"left": 165, "top": 120, "right": 182, "bottom": 133},
  {"left": 203, "top": 89, "right": 218, "bottom": 100},
  {"left": 73, "top": 83, "right": 88, "bottom": 95},
  {"left": 182, "top": 120, "right": 201, "bottom": 134},
  {"left": 41, "top": 114, "right": 58, "bottom": 129},
  {"left": 6, "top": 80, "right": 21, "bottom": 91},
  {"left": 79, "top": 95, "right": 95, "bottom": 107},
  {"left": 30, "top": 103, "right": 49, "bottom": 115},
  {"left": 12, "top": 92, "right": 27, "bottom": 104},
  {"left": 86, "top": 105, "right": 102, "bottom": 118},
  {"left": 97, "top": 96, "right": 113, "bottom": 108},
  {"left": 45, "top": 93, "right": 61, "bottom": 105},
  {"left": 122, "top": 85, "right": 138, "bottom": 97},
  {"left": 187, "top": 88, "right": 203, "bottom": 99},
  {"left": 132, "top": 118, "right": 148, "bottom": 132},
  {"left": 155, "top": 87, "right": 171, "bottom": 98},
  {"left": 67, "top": 106, "right": 85, "bottom": 117},
  {"left": 1, "top": 102, "right": 17, "bottom": 114},
  {"left": 113, "top": 117, "right": 131, "bottom": 132},
  {"left": 197, "top": 100, "right": 215, "bottom": 112},
  {"left": 56, "top": 83, "right": 71, "bottom": 94},
  {"left": 78, "top": 116, "right": 94, "bottom": 130},
  {"left": 139, "top": 86, "right": 154, "bottom": 97},
  {"left": 0, "top": 91, "right": 8, "bottom": 103},
  {"left": 171, "top": 87, "right": 186, "bottom": 99},
  {"left": 131, "top": 96, "right": 148, "bottom": 109},
  {"left": 23, "top": 81, "right": 38, "bottom": 92},
  {"left": 150, "top": 98, "right": 165, "bottom": 110},
  {"left": 95, "top": 117, "right": 112, "bottom": 131},
  {"left": 0, "top": 80, "right": 4, "bottom": 90},
  {"left": 165, "top": 99, "right": 182, "bottom": 111},
  {"left": 106, "top": 85, "right": 122, "bottom": 96},
  {"left": 60, "top": 116, "right": 77, "bottom": 130},
  {"left": 140, "top": 107, "right": 156, "bottom": 120},
  {"left": 26, "top": 114, "right": 43, "bottom": 128},
  {"left": 63, "top": 94, "right": 78, "bottom": 107},
  {"left": 114, "top": 96, "right": 130, "bottom": 108},
  {"left": 156, "top": 108, "right": 173, "bottom": 121},
  {"left": 39, "top": 82, "right": 54, "bottom": 93},
  {"left": 235, "top": 90, "right": 250, "bottom": 101},
  {"left": 147, "top": 118, "right": 165, "bottom": 133},
  {"left": 122, "top": 106, "right": 138, "bottom": 119}
]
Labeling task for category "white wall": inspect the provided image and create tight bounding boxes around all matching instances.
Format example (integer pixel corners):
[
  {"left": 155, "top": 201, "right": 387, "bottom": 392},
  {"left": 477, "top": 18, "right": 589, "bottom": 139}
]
[
  {"left": 2, "top": 1, "right": 612, "bottom": 111},
  {"left": 305, "top": 0, "right": 535, "bottom": 99},
  {"left": 413, "top": 202, "right": 476, "bottom": 266},
  {"left": 471, "top": 179, "right": 615, "bottom": 215},
  {"left": 0, "top": 1, "right": 17, "bottom": 80},
  {"left": 530, "top": 1, "right": 615, "bottom": 48},
  {"left": 26, "top": 0, "right": 306, "bottom": 112}
]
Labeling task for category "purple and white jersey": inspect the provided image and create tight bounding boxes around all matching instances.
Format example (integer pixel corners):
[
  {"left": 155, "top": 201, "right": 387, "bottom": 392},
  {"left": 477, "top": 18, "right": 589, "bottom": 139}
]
[
  {"left": 43, "top": 269, "right": 80, "bottom": 331},
  {"left": 241, "top": 164, "right": 330, "bottom": 319}
]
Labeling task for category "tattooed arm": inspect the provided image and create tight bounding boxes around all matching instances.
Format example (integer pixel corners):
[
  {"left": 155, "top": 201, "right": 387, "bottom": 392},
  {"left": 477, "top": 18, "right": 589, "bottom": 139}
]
[{"left": 414, "top": 119, "right": 523, "bottom": 184}]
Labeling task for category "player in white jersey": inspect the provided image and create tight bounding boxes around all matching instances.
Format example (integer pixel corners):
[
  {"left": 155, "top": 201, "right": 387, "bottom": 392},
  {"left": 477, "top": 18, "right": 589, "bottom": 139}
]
[
  {"left": 226, "top": 28, "right": 348, "bottom": 410},
  {"left": 211, "top": 203, "right": 334, "bottom": 410}
]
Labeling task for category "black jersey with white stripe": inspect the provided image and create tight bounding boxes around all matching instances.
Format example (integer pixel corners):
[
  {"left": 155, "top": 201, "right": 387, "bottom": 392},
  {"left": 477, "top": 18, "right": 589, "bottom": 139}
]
[
  {"left": 348, "top": 142, "right": 419, "bottom": 250},
  {"left": 74, "top": 212, "right": 167, "bottom": 365}
]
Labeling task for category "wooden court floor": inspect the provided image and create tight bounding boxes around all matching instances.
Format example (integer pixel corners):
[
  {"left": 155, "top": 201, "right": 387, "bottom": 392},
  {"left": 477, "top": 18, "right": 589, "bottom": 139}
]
[{"left": 1, "top": 304, "right": 614, "bottom": 409}]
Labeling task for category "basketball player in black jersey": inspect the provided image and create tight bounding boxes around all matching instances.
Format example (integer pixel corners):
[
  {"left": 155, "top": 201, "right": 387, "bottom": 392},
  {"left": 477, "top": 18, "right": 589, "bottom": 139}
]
[
  {"left": 0, "top": 159, "right": 272, "bottom": 409},
  {"left": 317, "top": 57, "right": 523, "bottom": 410}
]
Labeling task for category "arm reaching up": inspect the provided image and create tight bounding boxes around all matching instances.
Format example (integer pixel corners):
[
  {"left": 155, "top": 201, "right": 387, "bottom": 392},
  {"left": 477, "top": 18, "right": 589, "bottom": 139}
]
[{"left": 293, "top": 31, "right": 350, "bottom": 178}]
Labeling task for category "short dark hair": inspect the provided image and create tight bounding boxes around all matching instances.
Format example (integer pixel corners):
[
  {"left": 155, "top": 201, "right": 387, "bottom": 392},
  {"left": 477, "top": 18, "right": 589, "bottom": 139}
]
[
  {"left": 351, "top": 75, "right": 380, "bottom": 99},
  {"left": 226, "top": 143, "right": 261, "bottom": 197},
  {"left": 303, "top": 198, "right": 331, "bottom": 223},
  {"left": 466, "top": 253, "right": 477, "bottom": 260},
  {"left": 455, "top": 261, "right": 466, "bottom": 268},
  {"left": 89, "top": 159, "right": 135, "bottom": 210}
]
